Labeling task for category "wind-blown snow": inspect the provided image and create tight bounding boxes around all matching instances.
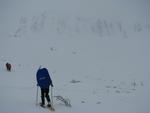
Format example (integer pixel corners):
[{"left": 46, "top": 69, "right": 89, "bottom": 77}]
[{"left": 0, "top": 0, "right": 150, "bottom": 113}]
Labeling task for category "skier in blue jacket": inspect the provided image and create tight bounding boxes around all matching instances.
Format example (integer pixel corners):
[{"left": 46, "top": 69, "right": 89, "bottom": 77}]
[{"left": 36, "top": 67, "right": 54, "bottom": 107}]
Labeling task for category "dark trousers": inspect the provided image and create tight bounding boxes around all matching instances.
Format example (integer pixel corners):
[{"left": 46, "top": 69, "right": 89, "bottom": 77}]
[{"left": 41, "top": 88, "right": 50, "bottom": 105}]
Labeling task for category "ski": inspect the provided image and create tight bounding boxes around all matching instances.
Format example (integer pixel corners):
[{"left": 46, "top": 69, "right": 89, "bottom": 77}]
[
  {"left": 46, "top": 106, "right": 55, "bottom": 111},
  {"left": 37, "top": 103, "right": 55, "bottom": 111}
]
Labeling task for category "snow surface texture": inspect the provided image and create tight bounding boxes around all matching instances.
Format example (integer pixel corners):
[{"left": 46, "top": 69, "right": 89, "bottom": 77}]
[{"left": 0, "top": 0, "right": 150, "bottom": 113}]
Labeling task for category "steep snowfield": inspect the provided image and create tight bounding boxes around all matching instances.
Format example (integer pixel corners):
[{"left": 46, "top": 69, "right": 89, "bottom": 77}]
[{"left": 0, "top": 0, "right": 150, "bottom": 113}]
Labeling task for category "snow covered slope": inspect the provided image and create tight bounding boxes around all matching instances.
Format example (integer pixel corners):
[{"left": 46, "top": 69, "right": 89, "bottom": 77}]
[{"left": 0, "top": 0, "right": 150, "bottom": 113}]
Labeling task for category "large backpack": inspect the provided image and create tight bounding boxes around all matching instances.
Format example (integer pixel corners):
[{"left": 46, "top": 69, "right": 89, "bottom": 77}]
[{"left": 36, "top": 68, "right": 52, "bottom": 88}]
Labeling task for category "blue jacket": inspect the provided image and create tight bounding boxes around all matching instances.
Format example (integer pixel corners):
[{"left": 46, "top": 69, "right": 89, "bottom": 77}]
[{"left": 36, "top": 68, "right": 53, "bottom": 88}]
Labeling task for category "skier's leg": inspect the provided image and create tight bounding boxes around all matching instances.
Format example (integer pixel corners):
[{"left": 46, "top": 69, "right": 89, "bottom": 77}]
[
  {"left": 41, "top": 88, "right": 45, "bottom": 106},
  {"left": 45, "top": 88, "right": 51, "bottom": 107}
]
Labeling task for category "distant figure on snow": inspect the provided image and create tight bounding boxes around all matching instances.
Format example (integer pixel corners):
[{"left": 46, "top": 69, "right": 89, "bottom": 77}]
[
  {"left": 6, "top": 62, "right": 11, "bottom": 71},
  {"left": 36, "top": 67, "right": 54, "bottom": 107}
]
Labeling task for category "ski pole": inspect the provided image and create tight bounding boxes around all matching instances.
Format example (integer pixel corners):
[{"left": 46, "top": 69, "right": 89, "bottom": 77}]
[
  {"left": 51, "top": 86, "right": 53, "bottom": 107},
  {"left": 36, "top": 86, "right": 39, "bottom": 105}
]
